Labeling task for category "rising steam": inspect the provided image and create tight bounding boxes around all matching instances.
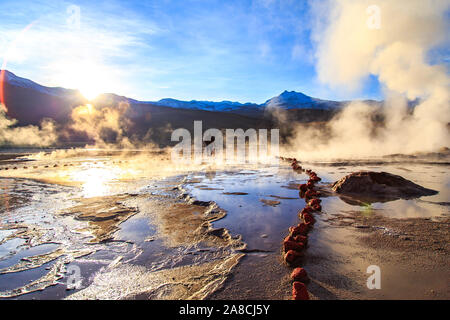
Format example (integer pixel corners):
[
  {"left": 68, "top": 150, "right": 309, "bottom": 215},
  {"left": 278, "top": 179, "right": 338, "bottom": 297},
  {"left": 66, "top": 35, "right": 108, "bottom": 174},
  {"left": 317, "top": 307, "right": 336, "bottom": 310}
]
[
  {"left": 0, "top": 105, "right": 57, "bottom": 146},
  {"left": 70, "top": 102, "right": 134, "bottom": 148},
  {"left": 284, "top": 0, "right": 450, "bottom": 159}
]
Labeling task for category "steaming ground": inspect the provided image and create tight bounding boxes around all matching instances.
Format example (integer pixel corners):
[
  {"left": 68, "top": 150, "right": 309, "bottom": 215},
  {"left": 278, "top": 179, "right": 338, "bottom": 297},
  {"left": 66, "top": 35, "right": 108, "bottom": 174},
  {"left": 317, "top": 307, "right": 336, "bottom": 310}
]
[
  {"left": 0, "top": 0, "right": 447, "bottom": 300},
  {"left": 274, "top": 0, "right": 450, "bottom": 160},
  {"left": 0, "top": 149, "right": 247, "bottom": 299},
  {"left": 0, "top": 149, "right": 448, "bottom": 299}
]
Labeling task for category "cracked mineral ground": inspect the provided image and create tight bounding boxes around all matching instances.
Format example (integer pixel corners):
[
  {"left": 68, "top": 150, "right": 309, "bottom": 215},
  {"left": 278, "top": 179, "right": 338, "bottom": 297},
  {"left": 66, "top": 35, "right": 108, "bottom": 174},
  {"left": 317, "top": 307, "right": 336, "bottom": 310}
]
[{"left": 0, "top": 149, "right": 448, "bottom": 299}]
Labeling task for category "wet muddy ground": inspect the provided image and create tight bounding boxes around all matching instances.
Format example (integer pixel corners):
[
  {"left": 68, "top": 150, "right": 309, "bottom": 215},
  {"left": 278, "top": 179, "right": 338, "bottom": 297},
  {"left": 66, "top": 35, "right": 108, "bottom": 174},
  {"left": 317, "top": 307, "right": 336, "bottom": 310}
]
[{"left": 0, "top": 150, "right": 448, "bottom": 299}]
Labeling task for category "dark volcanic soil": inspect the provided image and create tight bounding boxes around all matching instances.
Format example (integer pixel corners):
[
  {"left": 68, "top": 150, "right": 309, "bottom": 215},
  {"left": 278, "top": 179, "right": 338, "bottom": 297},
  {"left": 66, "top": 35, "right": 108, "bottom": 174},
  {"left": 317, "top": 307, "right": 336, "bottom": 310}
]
[
  {"left": 1, "top": 151, "right": 449, "bottom": 300},
  {"left": 332, "top": 171, "right": 438, "bottom": 203}
]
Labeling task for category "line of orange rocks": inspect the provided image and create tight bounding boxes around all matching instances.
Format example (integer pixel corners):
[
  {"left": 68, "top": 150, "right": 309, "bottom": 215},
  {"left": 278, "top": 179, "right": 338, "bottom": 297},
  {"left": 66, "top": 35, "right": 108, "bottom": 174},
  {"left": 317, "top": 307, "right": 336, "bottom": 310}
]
[{"left": 280, "top": 157, "right": 322, "bottom": 300}]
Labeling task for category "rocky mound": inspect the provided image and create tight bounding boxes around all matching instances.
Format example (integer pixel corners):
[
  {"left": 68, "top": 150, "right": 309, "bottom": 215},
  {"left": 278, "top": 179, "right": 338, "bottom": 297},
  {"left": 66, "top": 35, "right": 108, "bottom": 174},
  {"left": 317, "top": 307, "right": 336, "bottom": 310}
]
[{"left": 332, "top": 171, "right": 438, "bottom": 203}]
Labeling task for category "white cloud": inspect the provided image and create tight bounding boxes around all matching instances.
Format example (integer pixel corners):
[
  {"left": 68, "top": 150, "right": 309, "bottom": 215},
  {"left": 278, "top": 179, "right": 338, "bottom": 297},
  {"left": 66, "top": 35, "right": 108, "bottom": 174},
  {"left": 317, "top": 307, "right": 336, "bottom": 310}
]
[{"left": 0, "top": 2, "right": 160, "bottom": 98}]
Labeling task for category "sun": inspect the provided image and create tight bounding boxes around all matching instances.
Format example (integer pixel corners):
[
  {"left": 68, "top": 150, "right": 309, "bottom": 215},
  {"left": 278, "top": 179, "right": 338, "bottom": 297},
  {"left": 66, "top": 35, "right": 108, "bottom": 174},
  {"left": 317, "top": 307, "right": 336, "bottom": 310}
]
[
  {"left": 50, "top": 60, "right": 113, "bottom": 101},
  {"left": 76, "top": 70, "right": 107, "bottom": 101},
  {"left": 79, "top": 86, "right": 102, "bottom": 101}
]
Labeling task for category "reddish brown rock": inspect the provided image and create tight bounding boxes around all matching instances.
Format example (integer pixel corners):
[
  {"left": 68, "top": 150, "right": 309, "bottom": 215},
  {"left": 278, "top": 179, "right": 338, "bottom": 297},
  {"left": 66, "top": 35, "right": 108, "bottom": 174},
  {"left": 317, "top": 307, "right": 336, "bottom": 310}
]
[
  {"left": 332, "top": 171, "right": 438, "bottom": 202},
  {"left": 286, "top": 233, "right": 308, "bottom": 244},
  {"left": 291, "top": 267, "right": 308, "bottom": 282},
  {"left": 293, "top": 235, "right": 308, "bottom": 245},
  {"left": 299, "top": 206, "right": 314, "bottom": 218},
  {"left": 299, "top": 184, "right": 308, "bottom": 192},
  {"left": 283, "top": 235, "right": 294, "bottom": 243},
  {"left": 303, "top": 212, "right": 315, "bottom": 225},
  {"left": 284, "top": 240, "right": 305, "bottom": 253},
  {"left": 305, "top": 189, "right": 319, "bottom": 199},
  {"left": 289, "top": 223, "right": 309, "bottom": 236},
  {"left": 292, "top": 281, "right": 310, "bottom": 300},
  {"left": 304, "top": 190, "right": 314, "bottom": 198},
  {"left": 308, "top": 198, "right": 321, "bottom": 206},
  {"left": 285, "top": 250, "right": 303, "bottom": 265}
]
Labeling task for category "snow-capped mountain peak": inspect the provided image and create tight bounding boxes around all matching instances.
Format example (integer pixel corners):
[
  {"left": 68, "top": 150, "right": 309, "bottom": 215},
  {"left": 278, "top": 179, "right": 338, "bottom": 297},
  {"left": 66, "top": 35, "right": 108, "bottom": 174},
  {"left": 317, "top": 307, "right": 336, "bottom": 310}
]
[
  {"left": 1, "top": 70, "right": 77, "bottom": 97},
  {"left": 152, "top": 98, "right": 259, "bottom": 112},
  {"left": 1, "top": 70, "right": 343, "bottom": 111},
  {"left": 264, "top": 90, "right": 318, "bottom": 109}
]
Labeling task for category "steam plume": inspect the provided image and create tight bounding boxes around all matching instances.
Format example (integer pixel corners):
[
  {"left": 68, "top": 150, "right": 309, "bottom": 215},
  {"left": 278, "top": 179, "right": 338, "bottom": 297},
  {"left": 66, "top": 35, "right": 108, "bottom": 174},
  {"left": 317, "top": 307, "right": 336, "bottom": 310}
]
[
  {"left": 285, "top": 0, "right": 450, "bottom": 159},
  {"left": 0, "top": 106, "right": 57, "bottom": 146}
]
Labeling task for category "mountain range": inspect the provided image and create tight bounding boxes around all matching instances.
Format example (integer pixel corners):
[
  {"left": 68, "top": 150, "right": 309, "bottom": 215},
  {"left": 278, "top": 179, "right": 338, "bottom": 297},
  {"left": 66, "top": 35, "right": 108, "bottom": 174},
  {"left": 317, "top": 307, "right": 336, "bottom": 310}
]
[
  {"left": 1, "top": 70, "right": 353, "bottom": 112},
  {"left": 0, "top": 70, "right": 379, "bottom": 146}
]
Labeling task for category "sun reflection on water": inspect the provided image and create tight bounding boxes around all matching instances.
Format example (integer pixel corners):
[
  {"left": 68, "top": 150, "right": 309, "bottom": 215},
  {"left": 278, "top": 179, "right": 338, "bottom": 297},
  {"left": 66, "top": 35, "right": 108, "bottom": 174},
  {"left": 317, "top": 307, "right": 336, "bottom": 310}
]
[
  {"left": 69, "top": 161, "right": 138, "bottom": 198},
  {"left": 76, "top": 167, "right": 115, "bottom": 197}
]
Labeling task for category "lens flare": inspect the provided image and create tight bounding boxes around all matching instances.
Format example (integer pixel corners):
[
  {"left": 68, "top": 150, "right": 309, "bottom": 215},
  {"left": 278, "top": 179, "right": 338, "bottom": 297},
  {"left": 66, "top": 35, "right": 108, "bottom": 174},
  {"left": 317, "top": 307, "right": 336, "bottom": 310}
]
[{"left": 0, "top": 21, "right": 37, "bottom": 112}]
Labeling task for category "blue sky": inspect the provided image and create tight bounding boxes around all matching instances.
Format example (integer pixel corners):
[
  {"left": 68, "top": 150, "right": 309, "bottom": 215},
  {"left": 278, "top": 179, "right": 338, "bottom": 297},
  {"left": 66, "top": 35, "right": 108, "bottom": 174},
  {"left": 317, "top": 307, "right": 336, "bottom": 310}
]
[{"left": 0, "top": 0, "right": 384, "bottom": 102}]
